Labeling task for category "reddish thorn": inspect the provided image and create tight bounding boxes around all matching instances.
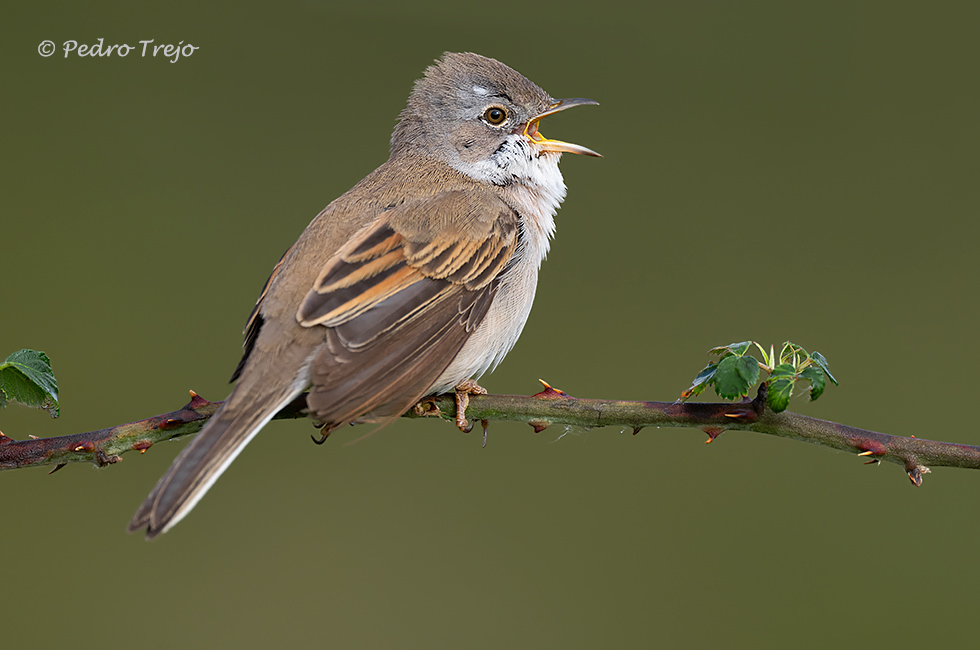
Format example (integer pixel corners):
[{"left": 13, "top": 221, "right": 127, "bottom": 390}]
[
  {"left": 29, "top": 435, "right": 39, "bottom": 440},
  {"left": 532, "top": 379, "right": 573, "bottom": 399},
  {"left": 702, "top": 426, "right": 725, "bottom": 444},
  {"left": 132, "top": 440, "right": 153, "bottom": 454},
  {"left": 49, "top": 463, "right": 67, "bottom": 475},
  {"left": 73, "top": 442, "right": 95, "bottom": 453},
  {"left": 481, "top": 420, "right": 489, "bottom": 448},
  {"left": 910, "top": 435, "right": 915, "bottom": 439},
  {"left": 159, "top": 418, "right": 182, "bottom": 430},
  {"left": 723, "top": 409, "right": 755, "bottom": 420},
  {"left": 632, "top": 427, "right": 642, "bottom": 435},
  {"left": 0, "top": 432, "right": 11, "bottom": 446},
  {"left": 528, "top": 420, "right": 550, "bottom": 433},
  {"left": 187, "top": 391, "right": 211, "bottom": 409},
  {"left": 856, "top": 440, "right": 887, "bottom": 457}
]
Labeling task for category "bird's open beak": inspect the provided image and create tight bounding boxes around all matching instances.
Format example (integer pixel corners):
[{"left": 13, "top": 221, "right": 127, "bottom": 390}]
[{"left": 523, "top": 98, "right": 601, "bottom": 158}]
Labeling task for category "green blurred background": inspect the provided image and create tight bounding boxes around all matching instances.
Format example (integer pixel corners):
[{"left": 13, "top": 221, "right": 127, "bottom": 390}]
[{"left": 4, "top": 1, "right": 979, "bottom": 648}]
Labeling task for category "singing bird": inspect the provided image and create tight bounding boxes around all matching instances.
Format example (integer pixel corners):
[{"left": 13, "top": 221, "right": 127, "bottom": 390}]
[{"left": 128, "top": 52, "right": 600, "bottom": 538}]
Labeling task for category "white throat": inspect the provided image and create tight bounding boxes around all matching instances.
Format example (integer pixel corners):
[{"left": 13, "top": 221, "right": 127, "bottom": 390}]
[{"left": 450, "top": 134, "right": 566, "bottom": 259}]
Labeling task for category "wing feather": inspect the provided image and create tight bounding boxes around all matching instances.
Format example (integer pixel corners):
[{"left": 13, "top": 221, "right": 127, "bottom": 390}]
[
  {"left": 295, "top": 189, "right": 519, "bottom": 427},
  {"left": 298, "top": 190, "right": 517, "bottom": 330}
]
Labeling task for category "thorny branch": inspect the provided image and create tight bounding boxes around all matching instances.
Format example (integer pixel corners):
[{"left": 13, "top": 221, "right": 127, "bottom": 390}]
[{"left": 2, "top": 383, "right": 977, "bottom": 486}]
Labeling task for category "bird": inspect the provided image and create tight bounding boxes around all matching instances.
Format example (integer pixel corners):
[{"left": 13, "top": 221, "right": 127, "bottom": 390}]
[{"left": 128, "top": 52, "right": 600, "bottom": 538}]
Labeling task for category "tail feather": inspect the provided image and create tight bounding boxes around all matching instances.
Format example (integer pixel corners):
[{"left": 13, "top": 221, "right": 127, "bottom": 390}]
[{"left": 127, "top": 385, "right": 303, "bottom": 539}]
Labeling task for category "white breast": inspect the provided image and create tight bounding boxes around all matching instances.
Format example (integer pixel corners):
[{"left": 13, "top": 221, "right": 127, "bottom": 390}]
[{"left": 431, "top": 143, "right": 566, "bottom": 393}]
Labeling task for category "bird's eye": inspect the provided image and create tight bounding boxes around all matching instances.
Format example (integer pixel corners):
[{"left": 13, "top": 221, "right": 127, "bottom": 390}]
[{"left": 483, "top": 106, "right": 507, "bottom": 125}]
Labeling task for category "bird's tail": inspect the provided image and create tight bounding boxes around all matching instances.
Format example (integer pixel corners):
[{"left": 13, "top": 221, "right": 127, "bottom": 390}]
[{"left": 127, "top": 381, "right": 304, "bottom": 539}]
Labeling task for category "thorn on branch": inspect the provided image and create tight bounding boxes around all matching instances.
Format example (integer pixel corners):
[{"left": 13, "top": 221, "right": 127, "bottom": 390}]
[
  {"left": 187, "top": 390, "right": 212, "bottom": 410},
  {"left": 723, "top": 408, "right": 758, "bottom": 421},
  {"left": 855, "top": 440, "right": 887, "bottom": 458},
  {"left": 528, "top": 420, "right": 550, "bottom": 433},
  {"left": 132, "top": 440, "right": 153, "bottom": 454},
  {"left": 49, "top": 463, "right": 67, "bottom": 474},
  {"left": 702, "top": 426, "right": 725, "bottom": 444},
  {"left": 532, "top": 379, "right": 572, "bottom": 399}
]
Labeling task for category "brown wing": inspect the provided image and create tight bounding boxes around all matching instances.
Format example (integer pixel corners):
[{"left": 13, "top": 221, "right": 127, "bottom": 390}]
[{"left": 297, "top": 189, "right": 518, "bottom": 427}]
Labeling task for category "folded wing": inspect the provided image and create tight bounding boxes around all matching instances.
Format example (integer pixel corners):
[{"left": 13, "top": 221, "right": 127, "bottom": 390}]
[{"left": 296, "top": 189, "right": 519, "bottom": 427}]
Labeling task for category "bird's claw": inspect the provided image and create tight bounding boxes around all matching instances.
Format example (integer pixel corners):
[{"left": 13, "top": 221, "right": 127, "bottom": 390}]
[{"left": 454, "top": 379, "right": 488, "bottom": 433}]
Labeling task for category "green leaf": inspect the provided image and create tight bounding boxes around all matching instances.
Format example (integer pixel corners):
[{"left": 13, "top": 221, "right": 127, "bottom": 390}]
[
  {"left": 768, "top": 363, "right": 797, "bottom": 379},
  {"left": 714, "top": 355, "right": 751, "bottom": 400},
  {"left": 0, "top": 349, "right": 60, "bottom": 418},
  {"left": 735, "top": 355, "right": 760, "bottom": 388},
  {"left": 800, "top": 366, "right": 826, "bottom": 401},
  {"left": 767, "top": 381, "right": 794, "bottom": 411},
  {"left": 684, "top": 362, "right": 718, "bottom": 398},
  {"left": 810, "top": 351, "right": 838, "bottom": 385},
  {"left": 766, "top": 363, "right": 798, "bottom": 412}
]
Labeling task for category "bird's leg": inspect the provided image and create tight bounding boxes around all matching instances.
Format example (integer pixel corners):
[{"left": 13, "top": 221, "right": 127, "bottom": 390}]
[{"left": 454, "top": 379, "right": 487, "bottom": 433}]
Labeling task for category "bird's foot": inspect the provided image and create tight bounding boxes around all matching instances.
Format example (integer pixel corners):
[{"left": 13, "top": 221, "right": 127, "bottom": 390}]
[
  {"left": 454, "top": 379, "right": 487, "bottom": 433},
  {"left": 310, "top": 420, "right": 342, "bottom": 445}
]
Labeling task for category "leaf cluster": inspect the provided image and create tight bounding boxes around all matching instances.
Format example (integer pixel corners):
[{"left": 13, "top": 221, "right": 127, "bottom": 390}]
[{"left": 682, "top": 341, "right": 837, "bottom": 412}]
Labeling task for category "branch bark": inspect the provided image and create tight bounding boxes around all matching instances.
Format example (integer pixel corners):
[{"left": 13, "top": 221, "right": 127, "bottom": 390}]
[{"left": 2, "top": 384, "right": 976, "bottom": 485}]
